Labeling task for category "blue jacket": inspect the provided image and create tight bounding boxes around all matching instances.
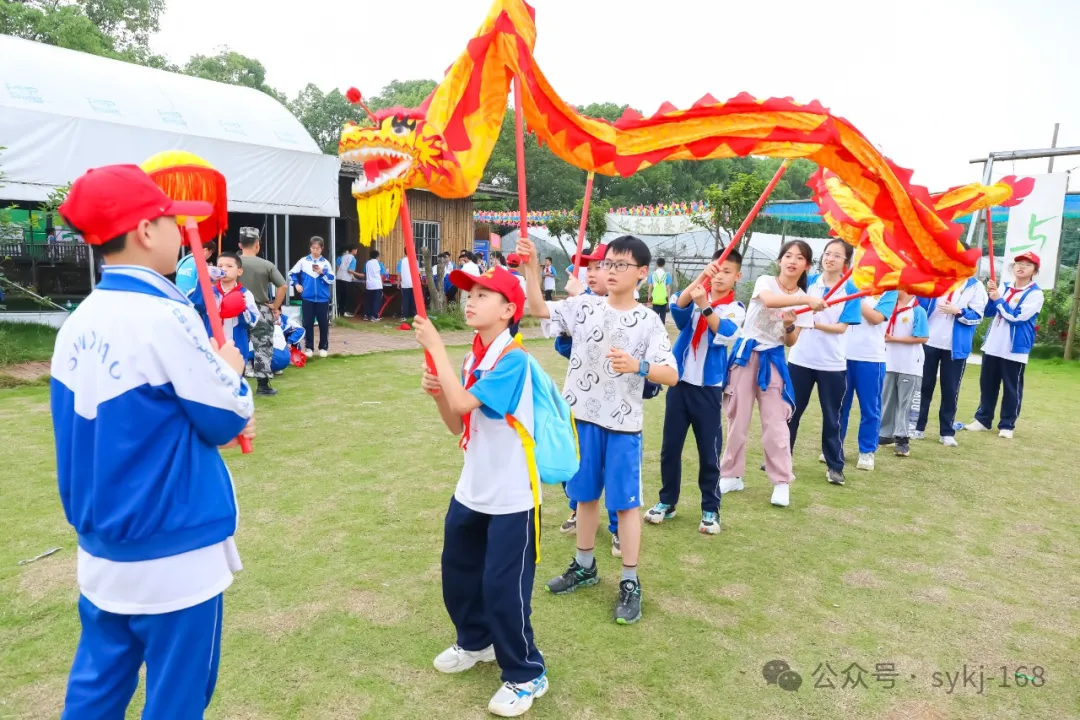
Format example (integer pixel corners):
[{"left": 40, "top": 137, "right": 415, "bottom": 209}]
[
  {"left": 669, "top": 294, "right": 743, "bottom": 387},
  {"left": 188, "top": 283, "right": 260, "bottom": 362},
  {"left": 289, "top": 255, "right": 335, "bottom": 302},
  {"left": 919, "top": 277, "right": 987, "bottom": 360},
  {"left": 730, "top": 338, "right": 795, "bottom": 409},
  {"left": 50, "top": 266, "right": 254, "bottom": 563},
  {"left": 984, "top": 283, "right": 1042, "bottom": 356}
]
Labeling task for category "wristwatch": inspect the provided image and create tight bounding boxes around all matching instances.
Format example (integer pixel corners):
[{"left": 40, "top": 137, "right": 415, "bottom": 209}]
[
  {"left": 701, "top": 307, "right": 715, "bottom": 318},
  {"left": 785, "top": 324, "right": 796, "bottom": 334},
  {"left": 637, "top": 360, "right": 651, "bottom": 377}
]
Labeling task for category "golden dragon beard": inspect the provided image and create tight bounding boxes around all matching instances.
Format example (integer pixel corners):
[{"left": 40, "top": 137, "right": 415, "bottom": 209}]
[{"left": 338, "top": 110, "right": 457, "bottom": 246}]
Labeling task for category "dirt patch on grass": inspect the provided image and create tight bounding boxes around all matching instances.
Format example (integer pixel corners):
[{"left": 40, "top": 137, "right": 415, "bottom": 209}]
[
  {"left": 343, "top": 588, "right": 410, "bottom": 626},
  {"left": 231, "top": 601, "right": 328, "bottom": 640},
  {"left": 657, "top": 593, "right": 734, "bottom": 628},
  {"left": 713, "top": 583, "right": 751, "bottom": 600},
  {"left": 680, "top": 554, "right": 705, "bottom": 567},
  {"left": 6, "top": 674, "right": 66, "bottom": 719},
  {"left": 17, "top": 550, "right": 75, "bottom": 602},
  {"left": 841, "top": 569, "right": 885, "bottom": 589},
  {"left": 910, "top": 586, "right": 949, "bottom": 604}
]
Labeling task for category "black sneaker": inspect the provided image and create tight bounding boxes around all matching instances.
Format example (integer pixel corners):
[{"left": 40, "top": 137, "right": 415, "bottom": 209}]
[
  {"left": 546, "top": 559, "right": 598, "bottom": 595},
  {"left": 826, "top": 468, "right": 846, "bottom": 486},
  {"left": 894, "top": 438, "right": 910, "bottom": 457},
  {"left": 256, "top": 380, "right": 278, "bottom": 396},
  {"left": 878, "top": 436, "right": 896, "bottom": 446},
  {"left": 614, "top": 579, "right": 642, "bottom": 625}
]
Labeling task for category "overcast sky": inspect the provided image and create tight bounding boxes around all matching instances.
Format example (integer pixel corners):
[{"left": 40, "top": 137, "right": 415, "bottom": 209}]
[{"left": 153, "top": 0, "right": 1080, "bottom": 192}]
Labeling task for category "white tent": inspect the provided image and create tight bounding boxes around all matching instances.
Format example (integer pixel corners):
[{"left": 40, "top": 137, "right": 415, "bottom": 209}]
[{"left": 0, "top": 35, "right": 339, "bottom": 218}]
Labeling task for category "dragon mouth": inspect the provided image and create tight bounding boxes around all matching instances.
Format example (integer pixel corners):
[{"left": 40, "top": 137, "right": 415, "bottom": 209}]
[{"left": 342, "top": 148, "right": 413, "bottom": 194}]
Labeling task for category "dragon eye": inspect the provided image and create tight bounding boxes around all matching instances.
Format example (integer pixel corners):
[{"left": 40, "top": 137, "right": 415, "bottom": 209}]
[{"left": 391, "top": 116, "right": 416, "bottom": 136}]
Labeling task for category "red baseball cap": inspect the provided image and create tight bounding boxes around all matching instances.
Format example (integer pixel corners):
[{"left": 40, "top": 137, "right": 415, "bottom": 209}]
[
  {"left": 506, "top": 253, "right": 521, "bottom": 267},
  {"left": 1013, "top": 251, "right": 1040, "bottom": 269},
  {"left": 571, "top": 243, "right": 607, "bottom": 267},
  {"left": 449, "top": 266, "right": 526, "bottom": 322},
  {"left": 58, "top": 164, "right": 213, "bottom": 245}
]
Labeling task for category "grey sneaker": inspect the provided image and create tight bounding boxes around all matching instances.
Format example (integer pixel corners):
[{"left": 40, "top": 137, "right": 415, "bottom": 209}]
[
  {"left": 559, "top": 512, "right": 577, "bottom": 535},
  {"left": 611, "top": 533, "right": 622, "bottom": 558},
  {"left": 699, "top": 511, "right": 720, "bottom": 535},
  {"left": 827, "top": 468, "right": 846, "bottom": 486},
  {"left": 644, "top": 502, "right": 676, "bottom": 524},
  {"left": 546, "top": 559, "right": 598, "bottom": 595},
  {"left": 614, "top": 579, "right": 642, "bottom": 625}
]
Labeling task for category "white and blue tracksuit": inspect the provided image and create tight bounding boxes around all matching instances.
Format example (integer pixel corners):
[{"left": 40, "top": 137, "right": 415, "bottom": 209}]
[
  {"left": 840, "top": 292, "right": 899, "bottom": 453},
  {"left": 189, "top": 283, "right": 260, "bottom": 363},
  {"left": 50, "top": 265, "right": 253, "bottom": 718},
  {"left": 974, "top": 282, "right": 1044, "bottom": 431},
  {"left": 290, "top": 255, "right": 335, "bottom": 351},
  {"left": 658, "top": 293, "right": 744, "bottom": 513},
  {"left": 917, "top": 278, "right": 988, "bottom": 437},
  {"left": 271, "top": 315, "right": 306, "bottom": 373}
]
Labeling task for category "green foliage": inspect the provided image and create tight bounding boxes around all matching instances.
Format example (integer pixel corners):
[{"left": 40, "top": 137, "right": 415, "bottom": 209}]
[
  {"left": 183, "top": 49, "right": 284, "bottom": 102},
  {"left": 289, "top": 85, "right": 367, "bottom": 155},
  {"left": 1036, "top": 268, "right": 1078, "bottom": 347},
  {"left": 0, "top": 0, "right": 165, "bottom": 61},
  {"left": 428, "top": 310, "right": 468, "bottom": 332},
  {"left": 0, "top": 322, "right": 58, "bottom": 366},
  {"left": 690, "top": 172, "right": 769, "bottom": 253},
  {"left": 367, "top": 79, "right": 438, "bottom": 112},
  {"left": 37, "top": 183, "right": 72, "bottom": 216}
]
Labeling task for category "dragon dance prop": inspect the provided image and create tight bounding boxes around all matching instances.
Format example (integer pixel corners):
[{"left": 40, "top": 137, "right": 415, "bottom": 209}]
[
  {"left": 339, "top": 0, "right": 1034, "bottom": 298},
  {"left": 141, "top": 151, "right": 229, "bottom": 252}
]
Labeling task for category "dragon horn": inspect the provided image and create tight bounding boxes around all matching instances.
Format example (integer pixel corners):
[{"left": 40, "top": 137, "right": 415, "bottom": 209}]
[{"left": 346, "top": 87, "right": 378, "bottom": 124}]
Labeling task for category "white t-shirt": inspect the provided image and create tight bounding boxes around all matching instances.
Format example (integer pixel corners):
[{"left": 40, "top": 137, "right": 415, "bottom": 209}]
[
  {"left": 337, "top": 254, "right": 357, "bottom": 282},
  {"left": 788, "top": 275, "right": 864, "bottom": 372},
  {"left": 365, "top": 259, "right": 384, "bottom": 290},
  {"left": 885, "top": 302, "right": 930, "bottom": 376},
  {"left": 846, "top": 292, "right": 899, "bottom": 363},
  {"left": 78, "top": 539, "right": 241, "bottom": 615},
  {"left": 679, "top": 300, "right": 745, "bottom": 387},
  {"left": 397, "top": 258, "right": 413, "bottom": 289},
  {"left": 741, "top": 276, "right": 814, "bottom": 351},
  {"left": 462, "top": 261, "right": 481, "bottom": 277},
  {"left": 982, "top": 283, "right": 1045, "bottom": 364},
  {"left": 542, "top": 266, "right": 557, "bottom": 291},
  {"left": 545, "top": 295, "right": 676, "bottom": 433},
  {"left": 926, "top": 280, "right": 989, "bottom": 351},
  {"left": 456, "top": 331, "right": 536, "bottom": 515}
]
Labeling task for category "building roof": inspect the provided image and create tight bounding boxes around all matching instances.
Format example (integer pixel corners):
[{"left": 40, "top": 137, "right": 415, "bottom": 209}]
[{"left": 0, "top": 35, "right": 340, "bottom": 217}]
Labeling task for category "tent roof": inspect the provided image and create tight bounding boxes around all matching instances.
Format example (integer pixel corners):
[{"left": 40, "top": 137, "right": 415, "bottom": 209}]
[{"left": 0, "top": 35, "right": 339, "bottom": 217}]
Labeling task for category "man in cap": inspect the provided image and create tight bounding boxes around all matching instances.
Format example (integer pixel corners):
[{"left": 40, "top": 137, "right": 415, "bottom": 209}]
[{"left": 238, "top": 226, "right": 288, "bottom": 395}]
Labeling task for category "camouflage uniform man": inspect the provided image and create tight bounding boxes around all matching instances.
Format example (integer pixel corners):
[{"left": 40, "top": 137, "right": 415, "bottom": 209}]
[{"left": 238, "top": 227, "right": 287, "bottom": 396}]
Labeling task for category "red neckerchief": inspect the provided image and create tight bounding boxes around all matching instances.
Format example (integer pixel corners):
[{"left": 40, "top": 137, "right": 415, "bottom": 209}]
[
  {"left": 692, "top": 291, "right": 735, "bottom": 357},
  {"left": 459, "top": 333, "right": 494, "bottom": 451},
  {"left": 994, "top": 284, "right": 1027, "bottom": 327},
  {"left": 887, "top": 299, "right": 917, "bottom": 335}
]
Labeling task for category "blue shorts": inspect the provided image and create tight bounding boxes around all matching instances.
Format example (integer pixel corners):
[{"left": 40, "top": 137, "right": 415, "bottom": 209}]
[{"left": 567, "top": 420, "right": 643, "bottom": 511}]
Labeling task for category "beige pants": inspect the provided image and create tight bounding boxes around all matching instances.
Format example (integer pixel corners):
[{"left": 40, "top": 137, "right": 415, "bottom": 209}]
[{"left": 720, "top": 352, "right": 794, "bottom": 486}]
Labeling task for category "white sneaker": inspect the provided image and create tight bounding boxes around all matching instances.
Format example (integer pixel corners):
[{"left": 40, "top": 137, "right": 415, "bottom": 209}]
[
  {"left": 818, "top": 453, "right": 826, "bottom": 464},
  {"left": 940, "top": 436, "right": 959, "bottom": 448},
  {"left": 433, "top": 644, "right": 496, "bottom": 674},
  {"left": 488, "top": 674, "right": 548, "bottom": 717},
  {"left": 856, "top": 453, "right": 875, "bottom": 471},
  {"left": 965, "top": 420, "right": 989, "bottom": 432},
  {"left": 770, "top": 484, "right": 790, "bottom": 508},
  {"left": 244, "top": 367, "right": 255, "bottom": 378},
  {"left": 303, "top": 349, "right": 314, "bottom": 358},
  {"left": 719, "top": 477, "right": 744, "bottom": 494},
  {"left": 999, "top": 429, "right": 1014, "bottom": 439},
  {"left": 318, "top": 350, "right": 328, "bottom": 358},
  {"left": 910, "top": 430, "right": 925, "bottom": 440}
]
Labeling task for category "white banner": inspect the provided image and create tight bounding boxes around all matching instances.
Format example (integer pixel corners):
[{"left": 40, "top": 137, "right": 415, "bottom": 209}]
[
  {"left": 606, "top": 213, "right": 709, "bottom": 236},
  {"left": 1001, "top": 173, "right": 1068, "bottom": 288}
]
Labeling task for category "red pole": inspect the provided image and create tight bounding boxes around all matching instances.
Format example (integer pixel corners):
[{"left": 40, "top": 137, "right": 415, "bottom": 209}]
[
  {"left": 823, "top": 268, "right": 853, "bottom": 301},
  {"left": 185, "top": 219, "right": 252, "bottom": 454},
  {"left": 513, "top": 76, "right": 530, "bottom": 261},
  {"left": 795, "top": 288, "right": 873, "bottom": 314},
  {"left": 571, "top": 171, "right": 596, "bottom": 275},
  {"left": 715, "top": 159, "right": 790, "bottom": 267},
  {"left": 400, "top": 196, "right": 436, "bottom": 375},
  {"left": 985, "top": 209, "right": 996, "bottom": 282}
]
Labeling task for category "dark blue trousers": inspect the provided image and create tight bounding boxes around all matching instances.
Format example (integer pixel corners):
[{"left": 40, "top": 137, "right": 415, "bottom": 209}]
[
  {"left": 975, "top": 353, "right": 1026, "bottom": 431},
  {"left": 301, "top": 300, "right": 329, "bottom": 350},
  {"left": 789, "top": 364, "right": 848, "bottom": 471},
  {"left": 659, "top": 382, "right": 723, "bottom": 513},
  {"left": 917, "top": 345, "right": 966, "bottom": 437},
  {"left": 442, "top": 497, "right": 545, "bottom": 684},
  {"left": 63, "top": 593, "right": 223, "bottom": 719},
  {"left": 840, "top": 360, "right": 885, "bottom": 453}
]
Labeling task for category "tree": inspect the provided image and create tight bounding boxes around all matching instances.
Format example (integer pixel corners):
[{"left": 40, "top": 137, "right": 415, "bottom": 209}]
[
  {"left": 289, "top": 84, "right": 367, "bottom": 155},
  {"left": 367, "top": 79, "right": 438, "bottom": 111},
  {"left": 691, "top": 173, "right": 769, "bottom": 253},
  {"left": 183, "top": 48, "right": 285, "bottom": 102},
  {"left": 0, "top": 0, "right": 166, "bottom": 62}
]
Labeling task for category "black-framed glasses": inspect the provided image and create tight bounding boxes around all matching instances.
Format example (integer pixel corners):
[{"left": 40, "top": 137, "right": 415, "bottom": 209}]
[{"left": 600, "top": 260, "right": 643, "bottom": 272}]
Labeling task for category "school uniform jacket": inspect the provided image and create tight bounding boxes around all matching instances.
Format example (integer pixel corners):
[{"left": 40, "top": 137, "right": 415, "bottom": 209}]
[
  {"left": 669, "top": 293, "right": 744, "bottom": 387},
  {"left": 189, "top": 283, "right": 260, "bottom": 362},
  {"left": 983, "top": 282, "right": 1044, "bottom": 357},
  {"left": 919, "top": 277, "right": 988, "bottom": 360},
  {"left": 289, "top": 255, "right": 335, "bottom": 302}
]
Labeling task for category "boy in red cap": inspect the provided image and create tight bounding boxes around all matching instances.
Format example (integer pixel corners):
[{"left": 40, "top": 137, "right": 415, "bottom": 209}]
[
  {"left": 52, "top": 164, "right": 255, "bottom": 717},
  {"left": 414, "top": 267, "right": 547, "bottom": 717},
  {"left": 965, "top": 251, "right": 1045, "bottom": 439}
]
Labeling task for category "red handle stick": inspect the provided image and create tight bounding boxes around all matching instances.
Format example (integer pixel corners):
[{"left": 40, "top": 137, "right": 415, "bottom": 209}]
[
  {"left": 513, "top": 75, "right": 531, "bottom": 262},
  {"left": 714, "top": 159, "right": 790, "bottom": 268},
  {"left": 185, "top": 219, "right": 252, "bottom": 454},
  {"left": 794, "top": 288, "right": 873, "bottom": 314},
  {"left": 985, "top": 209, "right": 996, "bottom": 282},
  {"left": 400, "top": 196, "right": 436, "bottom": 374},
  {"left": 571, "top": 171, "right": 596, "bottom": 275},
  {"left": 823, "top": 268, "right": 853, "bottom": 301}
]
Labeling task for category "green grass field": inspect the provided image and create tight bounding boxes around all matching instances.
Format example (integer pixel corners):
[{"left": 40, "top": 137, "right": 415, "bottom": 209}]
[
  {"left": 2, "top": 344, "right": 1078, "bottom": 719},
  {"left": 0, "top": 322, "right": 58, "bottom": 366}
]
